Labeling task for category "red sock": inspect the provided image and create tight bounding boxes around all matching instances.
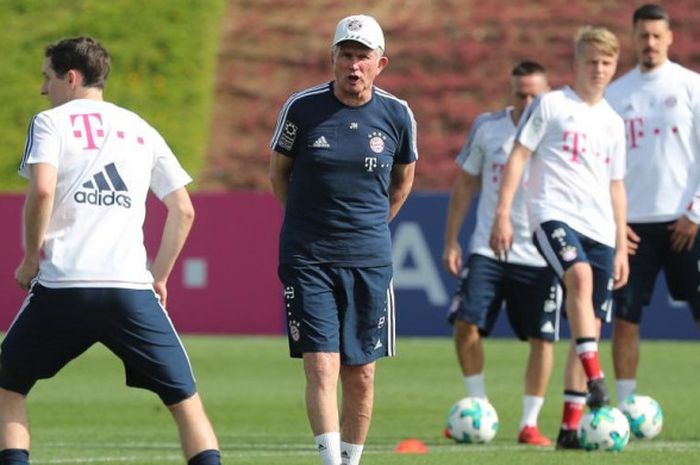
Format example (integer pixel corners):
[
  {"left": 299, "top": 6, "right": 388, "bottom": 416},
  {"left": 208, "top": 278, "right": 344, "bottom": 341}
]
[
  {"left": 561, "top": 391, "right": 586, "bottom": 430},
  {"left": 575, "top": 339, "right": 603, "bottom": 380}
]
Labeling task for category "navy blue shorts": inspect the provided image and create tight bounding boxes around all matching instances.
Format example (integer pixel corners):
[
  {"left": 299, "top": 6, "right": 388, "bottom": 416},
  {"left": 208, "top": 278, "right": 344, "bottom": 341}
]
[
  {"left": 278, "top": 264, "right": 395, "bottom": 365},
  {"left": 0, "top": 285, "right": 196, "bottom": 405},
  {"left": 614, "top": 222, "right": 700, "bottom": 323},
  {"left": 447, "top": 254, "right": 562, "bottom": 341},
  {"left": 534, "top": 220, "right": 615, "bottom": 321}
]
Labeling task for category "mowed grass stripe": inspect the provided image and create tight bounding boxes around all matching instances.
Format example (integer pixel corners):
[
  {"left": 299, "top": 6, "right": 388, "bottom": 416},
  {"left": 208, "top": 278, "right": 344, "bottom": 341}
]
[{"left": 18, "top": 336, "right": 699, "bottom": 465}]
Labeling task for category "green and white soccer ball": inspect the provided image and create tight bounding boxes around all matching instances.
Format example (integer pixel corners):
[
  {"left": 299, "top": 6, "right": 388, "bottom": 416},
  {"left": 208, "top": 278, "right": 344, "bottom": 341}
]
[
  {"left": 577, "top": 406, "right": 630, "bottom": 452},
  {"left": 620, "top": 395, "right": 663, "bottom": 440},
  {"left": 445, "top": 397, "right": 499, "bottom": 443}
]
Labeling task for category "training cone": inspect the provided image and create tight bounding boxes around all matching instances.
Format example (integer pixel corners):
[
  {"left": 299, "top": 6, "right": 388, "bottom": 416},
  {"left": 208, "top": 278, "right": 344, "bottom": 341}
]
[{"left": 394, "top": 438, "right": 429, "bottom": 454}]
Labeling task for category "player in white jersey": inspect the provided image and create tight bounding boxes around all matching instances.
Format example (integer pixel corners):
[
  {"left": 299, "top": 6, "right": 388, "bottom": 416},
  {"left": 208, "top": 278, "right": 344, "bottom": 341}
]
[
  {"left": 443, "top": 62, "right": 559, "bottom": 446},
  {"left": 0, "top": 38, "right": 221, "bottom": 465},
  {"left": 491, "top": 27, "right": 628, "bottom": 449},
  {"left": 606, "top": 3, "right": 700, "bottom": 406}
]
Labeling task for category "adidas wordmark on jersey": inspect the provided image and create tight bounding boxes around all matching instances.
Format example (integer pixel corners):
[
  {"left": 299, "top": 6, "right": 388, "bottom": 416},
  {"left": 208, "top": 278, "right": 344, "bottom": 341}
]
[{"left": 19, "top": 99, "right": 191, "bottom": 288}]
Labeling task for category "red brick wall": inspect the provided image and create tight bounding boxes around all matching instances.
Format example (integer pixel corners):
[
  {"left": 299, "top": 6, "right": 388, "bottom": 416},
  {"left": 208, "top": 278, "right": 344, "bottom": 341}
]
[{"left": 201, "top": 0, "right": 700, "bottom": 191}]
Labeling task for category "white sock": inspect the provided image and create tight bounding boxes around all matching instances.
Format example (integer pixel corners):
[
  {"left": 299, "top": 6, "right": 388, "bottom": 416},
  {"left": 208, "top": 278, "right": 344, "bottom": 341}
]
[
  {"left": 519, "top": 395, "right": 545, "bottom": 429},
  {"left": 616, "top": 379, "right": 637, "bottom": 406},
  {"left": 340, "top": 441, "right": 364, "bottom": 465},
  {"left": 314, "top": 432, "right": 341, "bottom": 465},
  {"left": 464, "top": 373, "right": 486, "bottom": 398}
]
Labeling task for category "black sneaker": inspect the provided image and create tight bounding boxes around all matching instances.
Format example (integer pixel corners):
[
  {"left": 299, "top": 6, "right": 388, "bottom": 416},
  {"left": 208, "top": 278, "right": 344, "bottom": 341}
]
[
  {"left": 556, "top": 428, "right": 581, "bottom": 450},
  {"left": 586, "top": 378, "right": 611, "bottom": 409}
]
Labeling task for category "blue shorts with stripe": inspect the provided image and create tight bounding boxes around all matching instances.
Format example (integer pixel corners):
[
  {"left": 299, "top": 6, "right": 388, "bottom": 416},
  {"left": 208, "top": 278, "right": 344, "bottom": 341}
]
[
  {"left": 614, "top": 221, "right": 700, "bottom": 323},
  {"left": 447, "top": 254, "right": 562, "bottom": 341},
  {"left": 0, "top": 285, "right": 196, "bottom": 405},
  {"left": 278, "top": 264, "right": 395, "bottom": 365},
  {"left": 533, "top": 220, "right": 615, "bottom": 321}
]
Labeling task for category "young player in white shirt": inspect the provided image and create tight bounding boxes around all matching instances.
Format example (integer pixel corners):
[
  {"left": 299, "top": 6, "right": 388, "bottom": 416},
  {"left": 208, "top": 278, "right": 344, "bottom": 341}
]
[
  {"left": 2, "top": 37, "right": 221, "bottom": 465},
  {"left": 490, "top": 27, "right": 628, "bottom": 450},
  {"left": 605, "top": 3, "right": 700, "bottom": 406},
  {"left": 443, "top": 61, "right": 559, "bottom": 446}
]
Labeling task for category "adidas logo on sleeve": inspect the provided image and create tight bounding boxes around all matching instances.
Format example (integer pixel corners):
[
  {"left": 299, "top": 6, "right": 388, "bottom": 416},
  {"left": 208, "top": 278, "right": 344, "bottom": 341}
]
[{"left": 74, "top": 162, "right": 132, "bottom": 208}]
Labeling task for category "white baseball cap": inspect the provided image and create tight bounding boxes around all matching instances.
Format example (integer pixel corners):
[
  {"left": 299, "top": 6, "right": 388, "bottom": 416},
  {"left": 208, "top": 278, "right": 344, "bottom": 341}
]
[{"left": 332, "top": 15, "right": 385, "bottom": 52}]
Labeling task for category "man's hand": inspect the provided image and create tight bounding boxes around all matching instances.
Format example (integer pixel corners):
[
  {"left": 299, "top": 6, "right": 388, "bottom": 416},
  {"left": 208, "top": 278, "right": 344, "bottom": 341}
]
[
  {"left": 613, "top": 250, "right": 629, "bottom": 289},
  {"left": 668, "top": 216, "right": 699, "bottom": 252},
  {"left": 14, "top": 256, "right": 39, "bottom": 290},
  {"left": 626, "top": 225, "right": 640, "bottom": 255},
  {"left": 153, "top": 280, "right": 168, "bottom": 307},
  {"left": 443, "top": 242, "right": 464, "bottom": 277},
  {"left": 489, "top": 214, "right": 513, "bottom": 262}
]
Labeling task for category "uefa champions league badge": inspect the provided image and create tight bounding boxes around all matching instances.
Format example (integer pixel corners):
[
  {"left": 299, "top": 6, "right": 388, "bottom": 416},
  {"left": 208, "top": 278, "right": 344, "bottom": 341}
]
[
  {"left": 368, "top": 131, "right": 386, "bottom": 153},
  {"left": 559, "top": 245, "right": 578, "bottom": 262},
  {"left": 664, "top": 95, "right": 678, "bottom": 108},
  {"left": 279, "top": 120, "right": 298, "bottom": 151}
]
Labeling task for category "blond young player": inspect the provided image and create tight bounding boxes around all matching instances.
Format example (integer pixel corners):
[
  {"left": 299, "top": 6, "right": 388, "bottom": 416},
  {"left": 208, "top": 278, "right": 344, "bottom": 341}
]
[{"left": 490, "top": 27, "right": 628, "bottom": 449}]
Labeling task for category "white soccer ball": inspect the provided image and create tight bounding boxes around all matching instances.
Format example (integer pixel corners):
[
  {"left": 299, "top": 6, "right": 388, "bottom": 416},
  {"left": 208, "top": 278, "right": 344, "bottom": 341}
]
[
  {"left": 445, "top": 397, "right": 499, "bottom": 443},
  {"left": 577, "top": 406, "right": 630, "bottom": 452},
  {"left": 619, "top": 395, "right": 663, "bottom": 440}
]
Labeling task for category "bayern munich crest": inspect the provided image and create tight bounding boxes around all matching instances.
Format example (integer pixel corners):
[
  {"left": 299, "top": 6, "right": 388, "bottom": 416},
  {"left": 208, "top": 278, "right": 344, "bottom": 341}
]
[
  {"left": 559, "top": 245, "right": 578, "bottom": 262},
  {"left": 368, "top": 131, "right": 386, "bottom": 153},
  {"left": 289, "top": 319, "right": 300, "bottom": 342},
  {"left": 347, "top": 18, "right": 363, "bottom": 31}
]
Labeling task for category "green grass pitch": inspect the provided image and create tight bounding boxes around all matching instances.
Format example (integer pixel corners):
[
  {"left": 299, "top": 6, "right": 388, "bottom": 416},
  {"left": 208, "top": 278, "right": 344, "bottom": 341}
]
[{"left": 20, "top": 336, "right": 700, "bottom": 464}]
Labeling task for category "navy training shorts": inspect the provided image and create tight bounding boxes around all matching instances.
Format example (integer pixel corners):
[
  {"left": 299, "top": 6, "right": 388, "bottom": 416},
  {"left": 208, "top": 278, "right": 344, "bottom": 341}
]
[
  {"left": 534, "top": 220, "right": 615, "bottom": 322},
  {"left": 447, "top": 253, "right": 562, "bottom": 341},
  {"left": 278, "top": 264, "right": 395, "bottom": 365},
  {"left": 614, "top": 221, "right": 700, "bottom": 323},
  {"left": 0, "top": 285, "right": 196, "bottom": 405}
]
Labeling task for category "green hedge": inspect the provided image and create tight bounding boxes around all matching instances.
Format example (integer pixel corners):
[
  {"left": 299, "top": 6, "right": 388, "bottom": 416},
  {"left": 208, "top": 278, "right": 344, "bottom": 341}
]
[{"left": 0, "top": 0, "right": 226, "bottom": 191}]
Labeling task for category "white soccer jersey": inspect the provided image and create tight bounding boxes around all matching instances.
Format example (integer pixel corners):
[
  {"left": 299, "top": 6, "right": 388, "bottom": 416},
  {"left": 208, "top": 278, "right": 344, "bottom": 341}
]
[
  {"left": 606, "top": 61, "right": 700, "bottom": 223},
  {"left": 19, "top": 99, "right": 191, "bottom": 289},
  {"left": 456, "top": 107, "right": 545, "bottom": 266},
  {"left": 516, "top": 87, "right": 626, "bottom": 248}
]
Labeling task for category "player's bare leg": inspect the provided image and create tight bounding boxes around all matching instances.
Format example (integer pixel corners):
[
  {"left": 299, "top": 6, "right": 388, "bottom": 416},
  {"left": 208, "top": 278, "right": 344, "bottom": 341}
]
[
  {"left": 612, "top": 319, "right": 639, "bottom": 379},
  {"left": 518, "top": 338, "right": 553, "bottom": 446},
  {"left": 167, "top": 393, "right": 220, "bottom": 463},
  {"left": 563, "top": 263, "right": 597, "bottom": 339},
  {"left": 557, "top": 263, "right": 607, "bottom": 449},
  {"left": 304, "top": 353, "right": 341, "bottom": 434},
  {"left": 339, "top": 363, "right": 375, "bottom": 444},
  {"left": 0, "top": 388, "right": 30, "bottom": 451},
  {"left": 449, "top": 320, "right": 486, "bottom": 440},
  {"left": 525, "top": 338, "right": 553, "bottom": 397},
  {"left": 563, "top": 262, "right": 608, "bottom": 407},
  {"left": 304, "top": 352, "right": 342, "bottom": 465},
  {"left": 453, "top": 320, "right": 485, "bottom": 392},
  {"left": 612, "top": 318, "right": 640, "bottom": 403}
]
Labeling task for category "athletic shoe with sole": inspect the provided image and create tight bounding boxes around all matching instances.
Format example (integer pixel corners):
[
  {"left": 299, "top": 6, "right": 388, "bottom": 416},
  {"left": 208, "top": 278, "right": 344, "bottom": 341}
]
[
  {"left": 555, "top": 428, "right": 582, "bottom": 450},
  {"left": 518, "top": 425, "right": 552, "bottom": 446}
]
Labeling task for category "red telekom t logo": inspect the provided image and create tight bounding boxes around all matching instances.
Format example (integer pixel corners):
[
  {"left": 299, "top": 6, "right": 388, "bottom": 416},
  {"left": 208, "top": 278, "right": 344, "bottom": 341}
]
[
  {"left": 562, "top": 131, "right": 587, "bottom": 162},
  {"left": 625, "top": 118, "right": 644, "bottom": 149},
  {"left": 70, "top": 113, "right": 104, "bottom": 150}
]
